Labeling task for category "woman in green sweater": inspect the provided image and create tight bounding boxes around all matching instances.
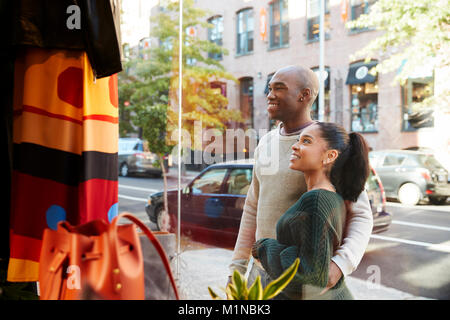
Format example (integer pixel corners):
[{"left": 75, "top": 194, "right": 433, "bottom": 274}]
[{"left": 252, "top": 121, "right": 370, "bottom": 300}]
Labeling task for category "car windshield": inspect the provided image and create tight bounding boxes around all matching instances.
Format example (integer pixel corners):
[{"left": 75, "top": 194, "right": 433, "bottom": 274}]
[
  {"left": 417, "top": 154, "right": 445, "bottom": 169},
  {"left": 119, "top": 140, "right": 138, "bottom": 152}
]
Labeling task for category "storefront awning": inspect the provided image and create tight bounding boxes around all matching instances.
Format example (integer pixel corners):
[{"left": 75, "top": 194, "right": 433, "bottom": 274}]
[{"left": 345, "top": 61, "right": 378, "bottom": 85}]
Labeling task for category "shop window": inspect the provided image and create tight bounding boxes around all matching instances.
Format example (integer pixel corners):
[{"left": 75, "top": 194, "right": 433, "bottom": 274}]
[
  {"left": 346, "top": 61, "right": 378, "bottom": 132},
  {"left": 208, "top": 16, "right": 223, "bottom": 60},
  {"left": 239, "top": 77, "right": 254, "bottom": 128},
  {"left": 402, "top": 77, "right": 434, "bottom": 131},
  {"left": 311, "top": 67, "right": 331, "bottom": 121},
  {"left": 237, "top": 8, "right": 254, "bottom": 55},
  {"left": 350, "top": 82, "right": 378, "bottom": 132},
  {"left": 269, "top": 0, "right": 289, "bottom": 48},
  {"left": 306, "top": 0, "right": 330, "bottom": 41}
]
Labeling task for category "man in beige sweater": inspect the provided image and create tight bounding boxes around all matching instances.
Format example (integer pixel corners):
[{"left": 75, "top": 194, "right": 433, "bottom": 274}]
[{"left": 229, "top": 65, "right": 373, "bottom": 293}]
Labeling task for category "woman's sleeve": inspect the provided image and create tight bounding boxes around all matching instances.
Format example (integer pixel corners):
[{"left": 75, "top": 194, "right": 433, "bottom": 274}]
[{"left": 257, "top": 211, "right": 333, "bottom": 291}]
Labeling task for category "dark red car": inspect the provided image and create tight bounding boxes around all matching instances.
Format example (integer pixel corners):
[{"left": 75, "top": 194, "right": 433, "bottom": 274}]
[{"left": 146, "top": 159, "right": 391, "bottom": 248}]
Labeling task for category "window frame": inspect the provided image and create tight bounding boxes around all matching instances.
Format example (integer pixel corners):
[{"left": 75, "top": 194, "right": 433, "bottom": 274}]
[
  {"left": 349, "top": 0, "right": 376, "bottom": 34},
  {"left": 269, "top": 0, "right": 289, "bottom": 49},
  {"left": 306, "top": 0, "right": 331, "bottom": 42},
  {"left": 236, "top": 8, "right": 254, "bottom": 56},
  {"left": 207, "top": 15, "right": 224, "bottom": 60}
]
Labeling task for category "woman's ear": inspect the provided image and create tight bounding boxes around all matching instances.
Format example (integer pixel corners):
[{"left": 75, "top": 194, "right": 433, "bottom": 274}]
[{"left": 325, "top": 149, "right": 339, "bottom": 164}]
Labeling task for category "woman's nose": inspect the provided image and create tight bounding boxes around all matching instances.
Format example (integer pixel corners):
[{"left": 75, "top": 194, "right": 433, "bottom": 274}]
[{"left": 292, "top": 142, "right": 299, "bottom": 151}]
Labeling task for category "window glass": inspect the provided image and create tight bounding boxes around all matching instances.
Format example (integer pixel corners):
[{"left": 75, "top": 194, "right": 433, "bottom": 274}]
[
  {"left": 270, "top": 0, "right": 289, "bottom": 48},
  {"left": 417, "top": 155, "right": 444, "bottom": 169},
  {"left": 382, "top": 154, "right": 406, "bottom": 167},
  {"left": 307, "top": 0, "right": 330, "bottom": 41},
  {"left": 239, "top": 77, "right": 254, "bottom": 128},
  {"left": 350, "top": 81, "right": 378, "bottom": 132},
  {"left": 191, "top": 168, "right": 228, "bottom": 194},
  {"left": 226, "top": 169, "right": 252, "bottom": 195},
  {"left": 402, "top": 77, "right": 434, "bottom": 130},
  {"left": 208, "top": 16, "right": 224, "bottom": 60},
  {"left": 311, "top": 68, "right": 331, "bottom": 121},
  {"left": 237, "top": 9, "right": 254, "bottom": 54},
  {"left": 351, "top": 0, "right": 376, "bottom": 21}
]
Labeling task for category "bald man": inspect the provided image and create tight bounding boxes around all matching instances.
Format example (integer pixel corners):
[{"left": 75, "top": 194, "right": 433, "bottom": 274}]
[{"left": 229, "top": 65, "right": 373, "bottom": 297}]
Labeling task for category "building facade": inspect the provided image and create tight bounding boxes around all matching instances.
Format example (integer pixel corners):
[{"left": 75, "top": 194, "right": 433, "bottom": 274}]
[
  {"left": 186, "top": 0, "right": 449, "bottom": 168},
  {"left": 135, "top": 0, "right": 449, "bottom": 168}
]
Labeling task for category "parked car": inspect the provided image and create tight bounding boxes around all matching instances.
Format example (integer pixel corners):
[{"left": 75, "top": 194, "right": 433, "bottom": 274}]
[
  {"left": 369, "top": 150, "right": 450, "bottom": 205},
  {"left": 145, "top": 159, "right": 392, "bottom": 248},
  {"left": 118, "top": 138, "right": 162, "bottom": 177}
]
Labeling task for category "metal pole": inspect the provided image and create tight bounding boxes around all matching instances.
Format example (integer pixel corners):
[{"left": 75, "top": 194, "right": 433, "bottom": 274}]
[
  {"left": 177, "top": 0, "right": 183, "bottom": 280},
  {"left": 319, "top": 0, "right": 325, "bottom": 122}
]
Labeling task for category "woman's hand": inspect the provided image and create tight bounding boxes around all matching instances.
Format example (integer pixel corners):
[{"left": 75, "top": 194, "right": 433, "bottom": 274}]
[{"left": 251, "top": 241, "right": 261, "bottom": 259}]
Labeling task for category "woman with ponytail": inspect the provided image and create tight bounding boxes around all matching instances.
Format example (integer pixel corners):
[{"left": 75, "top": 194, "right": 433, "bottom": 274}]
[{"left": 251, "top": 122, "right": 370, "bottom": 300}]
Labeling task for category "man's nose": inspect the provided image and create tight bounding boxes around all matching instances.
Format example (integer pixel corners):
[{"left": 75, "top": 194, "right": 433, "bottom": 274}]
[{"left": 267, "top": 89, "right": 275, "bottom": 100}]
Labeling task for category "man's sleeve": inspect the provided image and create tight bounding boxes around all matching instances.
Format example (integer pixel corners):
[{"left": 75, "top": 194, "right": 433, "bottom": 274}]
[
  {"left": 331, "top": 190, "right": 373, "bottom": 276},
  {"left": 228, "top": 153, "right": 260, "bottom": 276}
]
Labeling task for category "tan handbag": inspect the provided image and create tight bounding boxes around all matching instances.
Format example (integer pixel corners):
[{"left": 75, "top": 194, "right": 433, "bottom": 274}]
[{"left": 38, "top": 213, "right": 179, "bottom": 300}]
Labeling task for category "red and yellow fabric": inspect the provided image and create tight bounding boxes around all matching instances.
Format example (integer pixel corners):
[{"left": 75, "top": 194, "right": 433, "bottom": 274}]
[{"left": 8, "top": 47, "right": 119, "bottom": 282}]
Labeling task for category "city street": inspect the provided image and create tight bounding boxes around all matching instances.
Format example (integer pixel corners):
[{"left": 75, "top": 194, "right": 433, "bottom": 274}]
[{"left": 118, "top": 174, "right": 450, "bottom": 300}]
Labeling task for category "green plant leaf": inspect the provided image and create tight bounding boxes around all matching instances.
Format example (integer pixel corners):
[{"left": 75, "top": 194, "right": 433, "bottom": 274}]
[
  {"left": 231, "top": 269, "right": 247, "bottom": 299},
  {"left": 208, "top": 287, "right": 222, "bottom": 300},
  {"left": 262, "top": 258, "right": 300, "bottom": 300},
  {"left": 225, "top": 282, "right": 239, "bottom": 300},
  {"left": 247, "top": 276, "right": 263, "bottom": 300}
]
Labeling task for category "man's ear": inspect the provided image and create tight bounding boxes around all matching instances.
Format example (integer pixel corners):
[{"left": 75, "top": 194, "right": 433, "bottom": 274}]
[{"left": 298, "top": 87, "right": 311, "bottom": 102}]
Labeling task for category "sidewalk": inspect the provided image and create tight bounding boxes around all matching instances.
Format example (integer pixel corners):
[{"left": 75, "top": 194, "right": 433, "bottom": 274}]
[{"left": 176, "top": 248, "right": 432, "bottom": 300}]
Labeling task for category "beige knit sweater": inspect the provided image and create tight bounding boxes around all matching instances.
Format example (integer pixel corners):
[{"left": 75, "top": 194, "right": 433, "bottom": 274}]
[{"left": 229, "top": 123, "right": 373, "bottom": 277}]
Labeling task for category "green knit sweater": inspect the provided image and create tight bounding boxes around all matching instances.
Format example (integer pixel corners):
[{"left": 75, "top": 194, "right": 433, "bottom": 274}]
[{"left": 256, "top": 189, "right": 354, "bottom": 300}]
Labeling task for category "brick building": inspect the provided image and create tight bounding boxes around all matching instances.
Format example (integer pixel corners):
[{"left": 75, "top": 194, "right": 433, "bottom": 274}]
[{"left": 142, "top": 0, "right": 449, "bottom": 168}]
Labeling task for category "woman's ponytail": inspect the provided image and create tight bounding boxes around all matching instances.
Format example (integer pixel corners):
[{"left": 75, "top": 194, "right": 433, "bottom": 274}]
[
  {"left": 335, "top": 132, "right": 370, "bottom": 202},
  {"left": 316, "top": 122, "right": 370, "bottom": 202}
]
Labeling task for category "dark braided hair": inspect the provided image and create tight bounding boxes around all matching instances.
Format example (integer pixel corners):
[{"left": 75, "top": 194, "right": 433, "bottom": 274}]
[{"left": 315, "top": 122, "right": 370, "bottom": 202}]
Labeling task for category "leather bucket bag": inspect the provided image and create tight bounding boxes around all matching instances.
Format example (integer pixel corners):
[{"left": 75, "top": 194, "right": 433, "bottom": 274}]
[{"left": 39, "top": 213, "right": 179, "bottom": 300}]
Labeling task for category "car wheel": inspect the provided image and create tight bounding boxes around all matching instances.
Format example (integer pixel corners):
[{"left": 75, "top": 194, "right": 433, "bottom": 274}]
[
  {"left": 120, "top": 163, "right": 129, "bottom": 177},
  {"left": 156, "top": 206, "right": 176, "bottom": 232},
  {"left": 429, "top": 196, "right": 447, "bottom": 205},
  {"left": 398, "top": 183, "right": 422, "bottom": 205}
]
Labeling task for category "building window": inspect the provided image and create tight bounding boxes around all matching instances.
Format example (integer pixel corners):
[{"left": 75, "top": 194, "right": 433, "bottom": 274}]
[
  {"left": 239, "top": 77, "right": 254, "bottom": 128},
  {"left": 346, "top": 61, "right": 378, "bottom": 132},
  {"left": 237, "top": 8, "right": 254, "bottom": 55},
  {"left": 211, "top": 81, "right": 227, "bottom": 97},
  {"left": 307, "top": 0, "right": 330, "bottom": 41},
  {"left": 402, "top": 77, "right": 434, "bottom": 131},
  {"left": 269, "top": 0, "right": 289, "bottom": 48},
  {"left": 311, "top": 67, "right": 331, "bottom": 121},
  {"left": 208, "top": 16, "right": 223, "bottom": 60},
  {"left": 350, "top": 0, "right": 375, "bottom": 31}
]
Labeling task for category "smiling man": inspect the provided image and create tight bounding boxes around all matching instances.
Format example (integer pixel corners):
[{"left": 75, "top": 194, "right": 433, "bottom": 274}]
[{"left": 229, "top": 65, "right": 374, "bottom": 298}]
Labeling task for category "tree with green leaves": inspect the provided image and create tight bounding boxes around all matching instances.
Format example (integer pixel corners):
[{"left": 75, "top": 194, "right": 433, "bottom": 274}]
[
  {"left": 118, "top": 0, "right": 242, "bottom": 230},
  {"left": 346, "top": 0, "right": 450, "bottom": 112}
]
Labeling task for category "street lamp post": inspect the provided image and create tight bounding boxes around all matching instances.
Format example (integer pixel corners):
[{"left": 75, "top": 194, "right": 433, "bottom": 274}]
[{"left": 318, "top": 0, "right": 325, "bottom": 122}]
